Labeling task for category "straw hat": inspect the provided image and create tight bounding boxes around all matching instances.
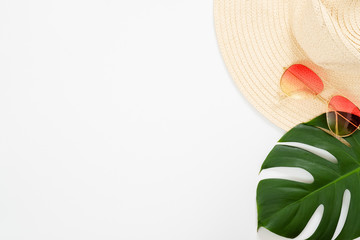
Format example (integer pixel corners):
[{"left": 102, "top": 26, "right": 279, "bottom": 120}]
[{"left": 214, "top": 0, "right": 360, "bottom": 130}]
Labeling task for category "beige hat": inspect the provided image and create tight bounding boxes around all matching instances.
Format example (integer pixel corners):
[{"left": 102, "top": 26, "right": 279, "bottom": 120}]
[{"left": 214, "top": 0, "right": 360, "bottom": 130}]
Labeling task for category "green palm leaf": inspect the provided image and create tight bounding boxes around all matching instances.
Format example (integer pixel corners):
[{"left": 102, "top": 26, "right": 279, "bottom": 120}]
[{"left": 257, "top": 113, "right": 360, "bottom": 240}]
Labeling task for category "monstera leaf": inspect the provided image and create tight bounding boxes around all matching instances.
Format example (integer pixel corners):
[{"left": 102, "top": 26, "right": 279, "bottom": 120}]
[{"left": 257, "top": 113, "right": 360, "bottom": 240}]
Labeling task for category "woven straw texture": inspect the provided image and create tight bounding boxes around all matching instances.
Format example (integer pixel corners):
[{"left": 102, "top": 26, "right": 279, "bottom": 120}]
[{"left": 214, "top": 0, "right": 360, "bottom": 130}]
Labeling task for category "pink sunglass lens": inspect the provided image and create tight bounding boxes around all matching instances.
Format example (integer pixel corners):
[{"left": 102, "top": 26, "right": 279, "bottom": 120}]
[
  {"left": 327, "top": 95, "right": 360, "bottom": 137},
  {"left": 280, "top": 64, "right": 324, "bottom": 98}
]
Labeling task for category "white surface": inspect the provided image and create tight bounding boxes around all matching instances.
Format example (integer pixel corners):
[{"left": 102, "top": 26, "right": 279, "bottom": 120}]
[{"left": 0, "top": 1, "right": 285, "bottom": 239}]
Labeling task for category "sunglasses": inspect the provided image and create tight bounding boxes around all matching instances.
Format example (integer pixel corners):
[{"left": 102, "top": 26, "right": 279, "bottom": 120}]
[{"left": 280, "top": 64, "right": 360, "bottom": 137}]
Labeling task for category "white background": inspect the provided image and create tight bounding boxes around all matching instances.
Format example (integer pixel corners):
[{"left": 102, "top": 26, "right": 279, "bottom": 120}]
[{"left": 0, "top": 1, "right": 286, "bottom": 239}]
